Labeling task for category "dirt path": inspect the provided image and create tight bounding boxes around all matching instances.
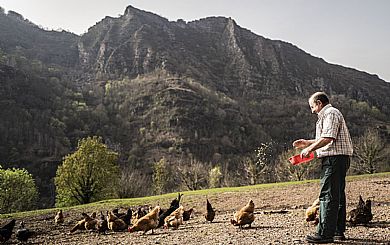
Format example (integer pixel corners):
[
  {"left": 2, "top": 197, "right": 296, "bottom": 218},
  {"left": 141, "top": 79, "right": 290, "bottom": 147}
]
[{"left": 3, "top": 175, "right": 390, "bottom": 244}]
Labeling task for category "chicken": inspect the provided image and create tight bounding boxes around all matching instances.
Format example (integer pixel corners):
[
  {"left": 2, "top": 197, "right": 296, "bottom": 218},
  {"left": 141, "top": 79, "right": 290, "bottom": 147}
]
[
  {"left": 82, "top": 212, "right": 98, "bottom": 231},
  {"left": 0, "top": 219, "right": 16, "bottom": 243},
  {"left": 183, "top": 208, "right": 194, "bottom": 221},
  {"left": 164, "top": 205, "right": 184, "bottom": 229},
  {"left": 349, "top": 195, "right": 373, "bottom": 225},
  {"left": 107, "top": 211, "right": 128, "bottom": 231},
  {"left": 158, "top": 193, "right": 183, "bottom": 227},
  {"left": 54, "top": 210, "right": 64, "bottom": 224},
  {"left": 96, "top": 211, "right": 108, "bottom": 234},
  {"left": 113, "top": 208, "right": 132, "bottom": 226},
  {"left": 16, "top": 221, "right": 35, "bottom": 243},
  {"left": 128, "top": 205, "right": 161, "bottom": 234},
  {"left": 70, "top": 218, "right": 86, "bottom": 233},
  {"left": 70, "top": 212, "right": 95, "bottom": 233},
  {"left": 205, "top": 199, "right": 216, "bottom": 222},
  {"left": 132, "top": 206, "right": 148, "bottom": 225},
  {"left": 305, "top": 198, "right": 320, "bottom": 225},
  {"left": 230, "top": 200, "right": 255, "bottom": 228}
]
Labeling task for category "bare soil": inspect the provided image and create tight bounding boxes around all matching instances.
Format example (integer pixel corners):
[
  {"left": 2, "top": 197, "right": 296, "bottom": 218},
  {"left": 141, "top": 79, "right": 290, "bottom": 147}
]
[{"left": 3, "top": 175, "right": 390, "bottom": 244}]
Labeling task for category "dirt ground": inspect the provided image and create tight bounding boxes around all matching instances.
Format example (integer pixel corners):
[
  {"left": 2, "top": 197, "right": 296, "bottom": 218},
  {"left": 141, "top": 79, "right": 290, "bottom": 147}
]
[{"left": 2, "top": 174, "right": 390, "bottom": 244}]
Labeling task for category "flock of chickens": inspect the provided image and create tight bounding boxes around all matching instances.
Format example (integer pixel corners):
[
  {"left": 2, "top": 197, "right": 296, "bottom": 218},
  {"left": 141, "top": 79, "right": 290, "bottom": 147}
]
[{"left": 0, "top": 193, "right": 374, "bottom": 243}]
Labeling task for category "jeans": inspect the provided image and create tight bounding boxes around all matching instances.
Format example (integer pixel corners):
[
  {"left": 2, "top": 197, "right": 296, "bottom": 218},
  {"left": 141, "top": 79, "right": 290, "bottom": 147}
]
[{"left": 316, "top": 155, "right": 350, "bottom": 237}]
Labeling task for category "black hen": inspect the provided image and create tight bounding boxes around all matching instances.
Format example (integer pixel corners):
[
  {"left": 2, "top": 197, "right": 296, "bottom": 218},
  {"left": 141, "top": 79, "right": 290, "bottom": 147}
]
[
  {"left": 205, "top": 199, "right": 215, "bottom": 222},
  {"left": 118, "top": 208, "right": 132, "bottom": 226},
  {"left": 0, "top": 219, "right": 16, "bottom": 243},
  {"left": 349, "top": 195, "right": 373, "bottom": 225},
  {"left": 158, "top": 193, "right": 183, "bottom": 227},
  {"left": 96, "top": 211, "right": 108, "bottom": 234},
  {"left": 16, "top": 221, "right": 35, "bottom": 243},
  {"left": 183, "top": 208, "right": 194, "bottom": 221}
]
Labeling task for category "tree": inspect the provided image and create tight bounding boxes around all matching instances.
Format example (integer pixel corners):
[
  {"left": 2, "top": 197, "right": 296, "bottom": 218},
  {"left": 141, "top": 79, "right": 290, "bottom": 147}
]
[
  {"left": 55, "top": 136, "right": 119, "bottom": 207},
  {"left": 119, "top": 166, "right": 151, "bottom": 198},
  {"left": 352, "top": 129, "right": 387, "bottom": 174},
  {"left": 0, "top": 166, "right": 38, "bottom": 214},
  {"left": 209, "top": 165, "right": 223, "bottom": 188},
  {"left": 152, "top": 158, "right": 169, "bottom": 195},
  {"left": 177, "top": 158, "right": 209, "bottom": 191}
]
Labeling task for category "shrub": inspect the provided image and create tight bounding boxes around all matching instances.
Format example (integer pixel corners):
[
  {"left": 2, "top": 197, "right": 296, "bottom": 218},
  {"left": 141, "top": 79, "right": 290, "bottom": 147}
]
[{"left": 0, "top": 166, "right": 38, "bottom": 213}]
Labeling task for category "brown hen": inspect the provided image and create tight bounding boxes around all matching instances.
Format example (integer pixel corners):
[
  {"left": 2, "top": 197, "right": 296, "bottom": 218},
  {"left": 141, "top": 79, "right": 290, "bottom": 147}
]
[
  {"left": 164, "top": 205, "right": 184, "bottom": 229},
  {"left": 230, "top": 200, "right": 255, "bottom": 228},
  {"left": 128, "top": 205, "right": 161, "bottom": 234},
  {"left": 54, "top": 210, "right": 64, "bottom": 225},
  {"left": 305, "top": 198, "right": 320, "bottom": 225}
]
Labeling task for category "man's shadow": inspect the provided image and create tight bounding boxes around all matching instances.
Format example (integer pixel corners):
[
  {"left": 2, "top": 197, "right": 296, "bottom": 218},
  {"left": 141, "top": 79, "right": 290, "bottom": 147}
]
[
  {"left": 337, "top": 237, "right": 390, "bottom": 244},
  {"left": 348, "top": 220, "right": 390, "bottom": 228}
]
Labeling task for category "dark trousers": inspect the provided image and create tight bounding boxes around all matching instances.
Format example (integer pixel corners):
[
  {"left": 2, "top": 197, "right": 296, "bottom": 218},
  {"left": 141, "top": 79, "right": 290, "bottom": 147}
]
[{"left": 316, "top": 155, "right": 350, "bottom": 237}]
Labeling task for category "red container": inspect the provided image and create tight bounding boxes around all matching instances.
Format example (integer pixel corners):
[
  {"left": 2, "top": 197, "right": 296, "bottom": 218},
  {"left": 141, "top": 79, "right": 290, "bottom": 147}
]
[{"left": 289, "top": 152, "right": 315, "bottom": 165}]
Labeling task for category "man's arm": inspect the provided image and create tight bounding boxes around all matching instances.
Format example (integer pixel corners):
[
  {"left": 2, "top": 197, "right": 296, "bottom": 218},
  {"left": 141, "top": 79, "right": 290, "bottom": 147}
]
[
  {"left": 293, "top": 139, "right": 316, "bottom": 149},
  {"left": 300, "top": 137, "right": 333, "bottom": 157}
]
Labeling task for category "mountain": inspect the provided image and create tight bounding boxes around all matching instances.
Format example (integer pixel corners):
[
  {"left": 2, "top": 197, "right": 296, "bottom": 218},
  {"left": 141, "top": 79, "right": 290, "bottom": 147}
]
[{"left": 0, "top": 5, "right": 389, "bottom": 208}]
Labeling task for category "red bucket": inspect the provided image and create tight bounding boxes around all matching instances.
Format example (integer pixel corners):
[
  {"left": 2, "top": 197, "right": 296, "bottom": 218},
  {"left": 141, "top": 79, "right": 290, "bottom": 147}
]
[{"left": 289, "top": 152, "right": 315, "bottom": 165}]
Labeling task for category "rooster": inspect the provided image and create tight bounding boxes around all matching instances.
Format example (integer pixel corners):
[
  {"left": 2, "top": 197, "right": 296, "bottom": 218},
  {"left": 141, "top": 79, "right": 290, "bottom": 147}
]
[
  {"left": 0, "top": 219, "right": 16, "bottom": 243},
  {"left": 349, "top": 195, "right": 373, "bottom": 225},
  {"left": 128, "top": 205, "right": 161, "bottom": 234},
  {"left": 16, "top": 221, "right": 36, "bottom": 244},
  {"left": 305, "top": 198, "right": 320, "bottom": 225},
  {"left": 164, "top": 205, "right": 184, "bottom": 229},
  {"left": 54, "top": 210, "right": 64, "bottom": 225},
  {"left": 230, "top": 200, "right": 255, "bottom": 228},
  {"left": 158, "top": 193, "right": 183, "bottom": 227},
  {"left": 205, "top": 199, "right": 216, "bottom": 222}
]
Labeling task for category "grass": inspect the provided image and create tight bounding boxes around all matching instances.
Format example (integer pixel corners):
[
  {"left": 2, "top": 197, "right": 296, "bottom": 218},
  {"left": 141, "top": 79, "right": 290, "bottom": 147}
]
[{"left": 1, "top": 172, "right": 389, "bottom": 219}]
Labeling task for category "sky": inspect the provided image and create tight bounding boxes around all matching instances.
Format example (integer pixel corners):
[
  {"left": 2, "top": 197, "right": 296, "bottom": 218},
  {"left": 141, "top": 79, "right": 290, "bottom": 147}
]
[{"left": 0, "top": 0, "right": 389, "bottom": 82}]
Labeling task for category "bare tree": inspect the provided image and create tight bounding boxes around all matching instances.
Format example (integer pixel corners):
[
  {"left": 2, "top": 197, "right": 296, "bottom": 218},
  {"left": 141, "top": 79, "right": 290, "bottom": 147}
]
[
  {"left": 118, "top": 166, "right": 151, "bottom": 198},
  {"left": 177, "top": 158, "right": 210, "bottom": 190},
  {"left": 352, "top": 129, "right": 387, "bottom": 174}
]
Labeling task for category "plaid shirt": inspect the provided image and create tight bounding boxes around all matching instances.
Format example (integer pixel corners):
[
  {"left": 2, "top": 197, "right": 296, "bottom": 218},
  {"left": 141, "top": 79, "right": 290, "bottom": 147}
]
[{"left": 315, "top": 104, "right": 353, "bottom": 157}]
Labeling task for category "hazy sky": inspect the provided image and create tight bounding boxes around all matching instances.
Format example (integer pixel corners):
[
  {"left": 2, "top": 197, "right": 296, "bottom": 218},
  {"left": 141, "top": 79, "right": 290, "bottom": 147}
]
[{"left": 1, "top": 0, "right": 389, "bottom": 82}]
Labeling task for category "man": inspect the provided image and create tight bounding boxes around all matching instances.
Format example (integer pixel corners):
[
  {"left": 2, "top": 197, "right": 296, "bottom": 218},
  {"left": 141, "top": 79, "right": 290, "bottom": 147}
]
[{"left": 293, "top": 92, "right": 353, "bottom": 244}]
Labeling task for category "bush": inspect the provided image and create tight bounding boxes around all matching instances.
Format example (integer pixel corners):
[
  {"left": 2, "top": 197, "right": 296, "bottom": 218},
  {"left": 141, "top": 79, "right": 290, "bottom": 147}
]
[{"left": 0, "top": 166, "right": 38, "bottom": 214}]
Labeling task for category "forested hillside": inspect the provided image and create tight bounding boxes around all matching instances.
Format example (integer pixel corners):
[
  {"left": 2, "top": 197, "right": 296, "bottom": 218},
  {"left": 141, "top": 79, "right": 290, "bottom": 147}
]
[{"left": 0, "top": 6, "right": 389, "bottom": 208}]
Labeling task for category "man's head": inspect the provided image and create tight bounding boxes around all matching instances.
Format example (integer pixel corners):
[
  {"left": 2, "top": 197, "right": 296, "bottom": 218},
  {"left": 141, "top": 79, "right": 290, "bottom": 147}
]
[{"left": 309, "top": 92, "right": 329, "bottom": 114}]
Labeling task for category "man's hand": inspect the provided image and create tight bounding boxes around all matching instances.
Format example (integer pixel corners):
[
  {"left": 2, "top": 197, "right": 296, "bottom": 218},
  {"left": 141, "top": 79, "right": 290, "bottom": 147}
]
[{"left": 300, "top": 147, "right": 312, "bottom": 158}]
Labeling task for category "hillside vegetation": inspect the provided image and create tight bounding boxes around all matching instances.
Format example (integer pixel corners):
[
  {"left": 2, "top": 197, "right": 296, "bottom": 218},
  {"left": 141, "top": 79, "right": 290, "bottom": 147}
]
[{"left": 0, "top": 6, "right": 389, "bottom": 208}]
